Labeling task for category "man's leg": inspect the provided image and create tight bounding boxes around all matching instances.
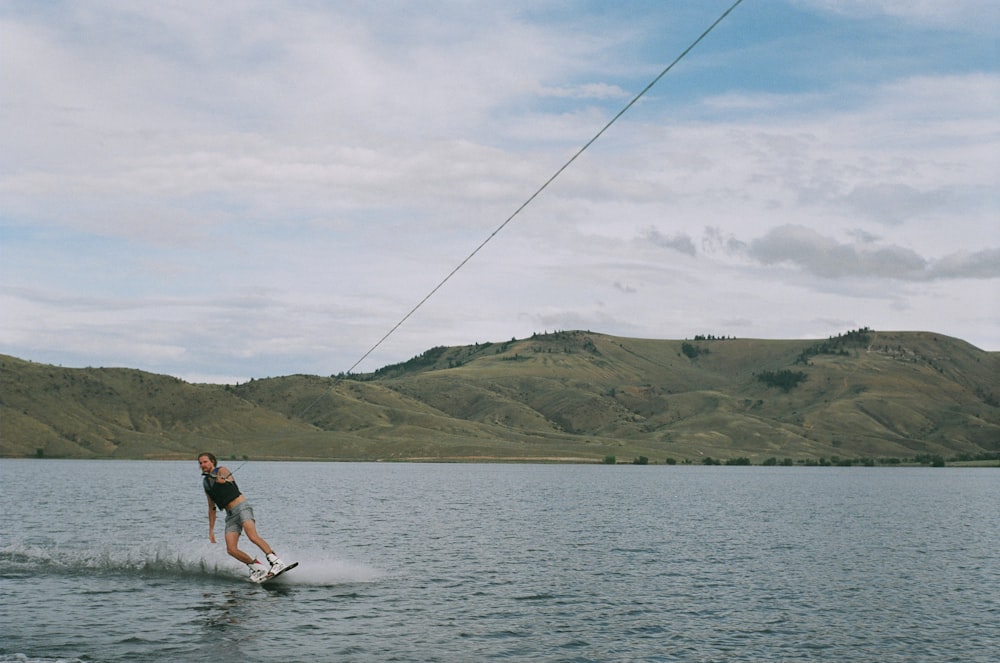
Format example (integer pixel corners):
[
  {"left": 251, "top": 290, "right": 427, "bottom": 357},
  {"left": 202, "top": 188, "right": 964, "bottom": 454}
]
[
  {"left": 224, "top": 530, "right": 255, "bottom": 564},
  {"left": 241, "top": 519, "right": 273, "bottom": 557},
  {"left": 227, "top": 528, "right": 271, "bottom": 581},
  {"left": 242, "top": 519, "right": 286, "bottom": 573}
]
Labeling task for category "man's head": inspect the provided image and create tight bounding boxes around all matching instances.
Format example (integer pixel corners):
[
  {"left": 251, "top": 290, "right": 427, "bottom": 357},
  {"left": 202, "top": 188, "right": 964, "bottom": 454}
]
[{"left": 198, "top": 452, "right": 217, "bottom": 473}]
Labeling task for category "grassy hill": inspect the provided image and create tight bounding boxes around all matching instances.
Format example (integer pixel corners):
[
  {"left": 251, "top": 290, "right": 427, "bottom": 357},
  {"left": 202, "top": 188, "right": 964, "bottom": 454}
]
[{"left": 2, "top": 329, "right": 998, "bottom": 464}]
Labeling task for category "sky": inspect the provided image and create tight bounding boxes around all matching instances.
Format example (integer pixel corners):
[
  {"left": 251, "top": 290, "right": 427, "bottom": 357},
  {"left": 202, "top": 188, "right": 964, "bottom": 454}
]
[{"left": 2, "top": 0, "right": 998, "bottom": 384}]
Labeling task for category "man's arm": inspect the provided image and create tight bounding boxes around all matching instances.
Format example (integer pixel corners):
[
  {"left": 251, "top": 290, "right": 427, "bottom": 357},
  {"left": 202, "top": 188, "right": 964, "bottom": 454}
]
[{"left": 207, "top": 495, "right": 217, "bottom": 543}]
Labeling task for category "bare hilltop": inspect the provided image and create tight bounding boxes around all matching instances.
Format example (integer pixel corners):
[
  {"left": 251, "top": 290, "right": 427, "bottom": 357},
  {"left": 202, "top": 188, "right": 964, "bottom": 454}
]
[{"left": 2, "top": 328, "right": 998, "bottom": 465}]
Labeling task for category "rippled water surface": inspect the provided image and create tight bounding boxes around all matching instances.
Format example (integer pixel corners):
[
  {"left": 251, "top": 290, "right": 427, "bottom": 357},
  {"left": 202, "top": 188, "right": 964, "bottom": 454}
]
[{"left": 1, "top": 460, "right": 998, "bottom": 662}]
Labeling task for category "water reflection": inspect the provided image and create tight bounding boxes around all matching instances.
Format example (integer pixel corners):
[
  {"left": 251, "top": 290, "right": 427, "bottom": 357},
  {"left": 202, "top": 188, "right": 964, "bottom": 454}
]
[{"left": 199, "top": 589, "right": 246, "bottom": 630}]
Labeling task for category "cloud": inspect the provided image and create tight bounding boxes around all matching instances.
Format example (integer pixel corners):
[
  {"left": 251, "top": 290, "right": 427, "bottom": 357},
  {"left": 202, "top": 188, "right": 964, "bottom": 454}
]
[
  {"left": 542, "top": 82, "right": 631, "bottom": 101},
  {"left": 749, "top": 225, "right": 925, "bottom": 278},
  {"left": 930, "top": 248, "right": 1000, "bottom": 279},
  {"left": 1, "top": 1, "right": 998, "bottom": 381},
  {"left": 643, "top": 228, "right": 696, "bottom": 256},
  {"left": 797, "top": 0, "right": 1000, "bottom": 31},
  {"left": 748, "top": 225, "right": 1000, "bottom": 281},
  {"left": 839, "top": 182, "right": 953, "bottom": 226},
  {"left": 846, "top": 228, "right": 881, "bottom": 244},
  {"left": 701, "top": 226, "right": 748, "bottom": 256}
]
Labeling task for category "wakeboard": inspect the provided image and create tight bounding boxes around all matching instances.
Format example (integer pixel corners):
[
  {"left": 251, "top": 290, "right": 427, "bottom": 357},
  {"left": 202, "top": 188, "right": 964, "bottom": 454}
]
[{"left": 255, "top": 561, "right": 298, "bottom": 584}]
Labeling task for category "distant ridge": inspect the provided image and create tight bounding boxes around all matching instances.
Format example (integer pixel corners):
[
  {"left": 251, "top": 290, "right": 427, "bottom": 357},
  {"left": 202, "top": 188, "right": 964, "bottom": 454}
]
[{"left": 2, "top": 329, "right": 998, "bottom": 464}]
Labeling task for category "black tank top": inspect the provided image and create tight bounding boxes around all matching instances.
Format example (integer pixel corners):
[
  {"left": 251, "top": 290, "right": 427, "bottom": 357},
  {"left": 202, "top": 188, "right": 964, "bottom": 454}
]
[{"left": 203, "top": 470, "right": 242, "bottom": 510}]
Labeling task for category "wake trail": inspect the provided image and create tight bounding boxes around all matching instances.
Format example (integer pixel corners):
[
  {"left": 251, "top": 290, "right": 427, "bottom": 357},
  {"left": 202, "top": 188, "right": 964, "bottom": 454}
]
[{"left": 1, "top": 539, "right": 384, "bottom": 587}]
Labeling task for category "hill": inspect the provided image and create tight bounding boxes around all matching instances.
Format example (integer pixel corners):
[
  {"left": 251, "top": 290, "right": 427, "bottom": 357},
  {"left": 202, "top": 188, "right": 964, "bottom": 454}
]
[{"left": 2, "top": 329, "right": 998, "bottom": 463}]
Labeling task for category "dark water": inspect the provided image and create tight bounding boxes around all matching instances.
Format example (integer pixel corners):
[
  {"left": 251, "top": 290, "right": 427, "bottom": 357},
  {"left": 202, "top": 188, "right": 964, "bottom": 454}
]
[{"left": 1, "top": 460, "right": 997, "bottom": 662}]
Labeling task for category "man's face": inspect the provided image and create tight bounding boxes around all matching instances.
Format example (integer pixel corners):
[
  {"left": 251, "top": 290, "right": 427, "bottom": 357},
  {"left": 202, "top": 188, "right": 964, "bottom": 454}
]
[{"left": 198, "top": 456, "right": 214, "bottom": 473}]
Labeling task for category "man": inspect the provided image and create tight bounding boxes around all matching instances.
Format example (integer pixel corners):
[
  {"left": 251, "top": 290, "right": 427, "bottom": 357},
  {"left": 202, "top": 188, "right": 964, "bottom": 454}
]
[{"left": 198, "top": 452, "right": 288, "bottom": 582}]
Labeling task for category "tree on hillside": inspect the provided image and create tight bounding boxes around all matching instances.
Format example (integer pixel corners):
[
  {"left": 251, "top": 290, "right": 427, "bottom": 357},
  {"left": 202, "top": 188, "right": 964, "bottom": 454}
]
[{"left": 756, "top": 369, "right": 807, "bottom": 392}]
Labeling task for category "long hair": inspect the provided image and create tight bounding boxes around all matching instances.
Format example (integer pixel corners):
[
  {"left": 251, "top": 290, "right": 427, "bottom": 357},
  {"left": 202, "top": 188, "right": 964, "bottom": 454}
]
[{"left": 199, "top": 452, "right": 222, "bottom": 509}]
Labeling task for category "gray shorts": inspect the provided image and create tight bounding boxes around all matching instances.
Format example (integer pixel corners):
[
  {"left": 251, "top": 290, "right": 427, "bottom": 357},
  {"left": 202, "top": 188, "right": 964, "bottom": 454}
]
[{"left": 225, "top": 501, "right": 256, "bottom": 534}]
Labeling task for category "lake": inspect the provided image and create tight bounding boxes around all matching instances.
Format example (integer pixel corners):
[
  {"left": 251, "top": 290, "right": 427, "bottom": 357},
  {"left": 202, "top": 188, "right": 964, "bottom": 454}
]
[{"left": 1, "top": 460, "right": 997, "bottom": 662}]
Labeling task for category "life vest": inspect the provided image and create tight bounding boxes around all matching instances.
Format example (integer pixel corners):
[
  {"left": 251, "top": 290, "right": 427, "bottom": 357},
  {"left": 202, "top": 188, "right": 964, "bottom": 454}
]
[{"left": 203, "top": 469, "right": 242, "bottom": 510}]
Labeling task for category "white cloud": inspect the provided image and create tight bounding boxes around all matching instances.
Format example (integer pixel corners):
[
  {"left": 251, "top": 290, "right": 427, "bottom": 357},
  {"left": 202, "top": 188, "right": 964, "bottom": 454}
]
[
  {"left": 643, "top": 228, "right": 697, "bottom": 256},
  {"left": 798, "top": 0, "right": 1000, "bottom": 31},
  {"left": 748, "top": 225, "right": 974, "bottom": 280},
  {"left": 1, "top": 1, "right": 998, "bottom": 380},
  {"left": 839, "top": 182, "right": 953, "bottom": 226},
  {"left": 637, "top": 222, "right": 999, "bottom": 285},
  {"left": 541, "top": 82, "right": 631, "bottom": 100}
]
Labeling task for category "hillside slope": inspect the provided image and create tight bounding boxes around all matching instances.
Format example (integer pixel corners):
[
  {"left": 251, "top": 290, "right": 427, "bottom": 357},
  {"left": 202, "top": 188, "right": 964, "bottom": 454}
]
[{"left": 2, "top": 329, "right": 998, "bottom": 462}]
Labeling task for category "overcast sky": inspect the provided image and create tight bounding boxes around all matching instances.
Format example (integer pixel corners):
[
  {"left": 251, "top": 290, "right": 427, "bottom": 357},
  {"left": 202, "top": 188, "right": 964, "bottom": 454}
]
[{"left": 2, "top": 0, "right": 998, "bottom": 383}]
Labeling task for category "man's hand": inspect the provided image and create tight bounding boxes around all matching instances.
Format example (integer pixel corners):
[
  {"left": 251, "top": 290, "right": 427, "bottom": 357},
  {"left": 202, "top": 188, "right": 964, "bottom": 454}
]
[{"left": 209, "top": 530, "right": 216, "bottom": 544}]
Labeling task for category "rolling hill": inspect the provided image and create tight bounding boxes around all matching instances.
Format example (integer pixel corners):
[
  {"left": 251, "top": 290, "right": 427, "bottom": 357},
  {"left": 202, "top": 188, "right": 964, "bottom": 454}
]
[{"left": 2, "top": 329, "right": 998, "bottom": 463}]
